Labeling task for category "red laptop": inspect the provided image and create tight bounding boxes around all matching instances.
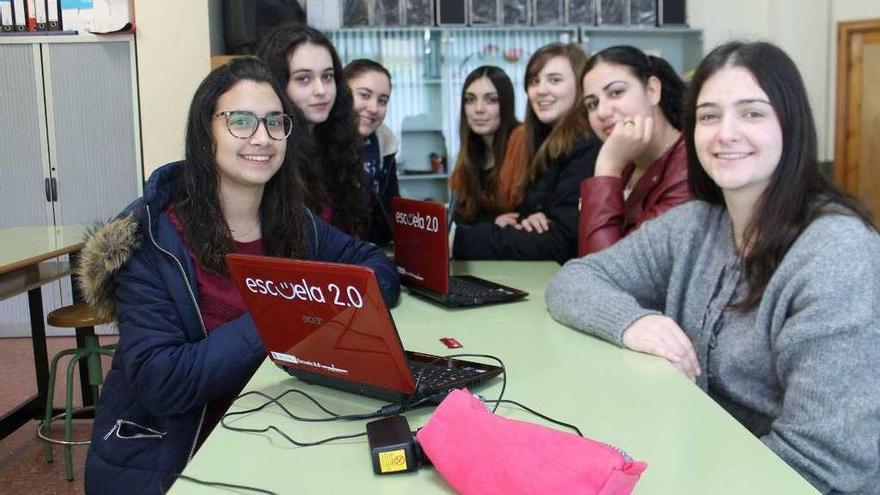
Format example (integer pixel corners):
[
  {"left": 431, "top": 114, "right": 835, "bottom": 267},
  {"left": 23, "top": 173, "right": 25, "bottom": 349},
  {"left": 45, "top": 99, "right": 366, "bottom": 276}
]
[
  {"left": 225, "top": 254, "right": 502, "bottom": 403},
  {"left": 392, "top": 197, "right": 528, "bottom": 307}
]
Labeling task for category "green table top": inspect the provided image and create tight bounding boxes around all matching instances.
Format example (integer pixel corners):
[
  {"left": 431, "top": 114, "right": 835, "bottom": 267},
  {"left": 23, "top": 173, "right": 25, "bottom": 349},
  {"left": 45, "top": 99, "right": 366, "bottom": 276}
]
[
  {"left": 169, "top": 261, "right": 817, "bottom": 494},
  {"left": 0, "top": 225, "right": 89, "bottom": 276}
]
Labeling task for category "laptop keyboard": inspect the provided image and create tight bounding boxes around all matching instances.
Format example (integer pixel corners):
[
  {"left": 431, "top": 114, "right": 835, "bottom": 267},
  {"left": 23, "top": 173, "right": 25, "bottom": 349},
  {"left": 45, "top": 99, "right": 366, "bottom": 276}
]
[
  {"left": 408, "top": 362, "right": 484, "bottom": 390},
  {"left": 449, "top": 276, "right": 512, "bottom": 301}
]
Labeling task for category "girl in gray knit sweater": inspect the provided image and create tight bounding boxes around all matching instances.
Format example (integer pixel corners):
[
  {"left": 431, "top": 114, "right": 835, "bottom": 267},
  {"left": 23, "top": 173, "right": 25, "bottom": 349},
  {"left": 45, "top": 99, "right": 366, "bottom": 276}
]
[{"left": 547, "top": 41, "right": 880, "bottom": 494}]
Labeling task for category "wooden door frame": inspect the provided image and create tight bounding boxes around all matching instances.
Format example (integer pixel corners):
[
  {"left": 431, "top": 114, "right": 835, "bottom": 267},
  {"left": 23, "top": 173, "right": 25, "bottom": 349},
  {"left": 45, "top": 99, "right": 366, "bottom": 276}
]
[{"left": 834, "top": 18, "right": 880, "bottom": 189}]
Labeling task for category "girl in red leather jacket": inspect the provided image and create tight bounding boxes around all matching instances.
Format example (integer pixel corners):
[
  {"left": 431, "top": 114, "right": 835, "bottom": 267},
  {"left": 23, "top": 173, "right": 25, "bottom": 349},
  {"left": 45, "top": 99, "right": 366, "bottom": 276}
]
[{"left": 578, "top": 45, "right": 690, "bottom": 256}]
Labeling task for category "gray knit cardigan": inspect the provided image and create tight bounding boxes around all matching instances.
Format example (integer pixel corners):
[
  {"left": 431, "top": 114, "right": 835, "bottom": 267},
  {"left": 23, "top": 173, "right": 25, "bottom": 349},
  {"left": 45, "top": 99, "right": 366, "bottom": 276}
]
[{"left": 546, "top": 200, "right": 880, "bottom": 494}]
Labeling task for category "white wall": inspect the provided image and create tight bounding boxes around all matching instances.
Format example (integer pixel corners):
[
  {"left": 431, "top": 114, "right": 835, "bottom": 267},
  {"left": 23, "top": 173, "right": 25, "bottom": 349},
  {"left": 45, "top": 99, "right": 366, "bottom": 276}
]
[
  {"left": 768, "top": 0, "right": 830, "bottom": 160},
  {"left": 688, "top": 0, "right": 880, "bottom": 162},
  {"left": 134, "top": 2, "right": 212, "bottom": 177},
  {"left": 687, "top": 0, "right": 769, "bottom": 50},
  {"left": 687, "top": 0, "right": 832, "bottom": 159}
]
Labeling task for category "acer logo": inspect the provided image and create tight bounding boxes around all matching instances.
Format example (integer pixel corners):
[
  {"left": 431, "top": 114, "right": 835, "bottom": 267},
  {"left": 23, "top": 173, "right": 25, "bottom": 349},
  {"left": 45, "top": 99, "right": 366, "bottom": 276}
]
[{"left": 302, "top": 315, "right": 323, "bottom": 325}]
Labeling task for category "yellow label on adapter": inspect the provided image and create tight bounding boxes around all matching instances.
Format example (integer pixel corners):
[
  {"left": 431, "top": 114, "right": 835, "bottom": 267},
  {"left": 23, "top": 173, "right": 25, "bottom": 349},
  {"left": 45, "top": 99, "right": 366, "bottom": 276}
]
[{"left": 378, "top": 449, "right": 408, "bottom": 473}]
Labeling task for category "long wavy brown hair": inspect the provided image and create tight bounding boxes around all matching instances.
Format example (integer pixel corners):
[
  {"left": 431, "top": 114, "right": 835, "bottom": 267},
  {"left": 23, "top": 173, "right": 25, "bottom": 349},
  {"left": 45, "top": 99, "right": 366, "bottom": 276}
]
[
  {"left": 257, "top": 24, "right": 367, "bottom": 236},
  {"left": 515, "top": 43, "right": 591, "bottom": 202},
  {"left": 450, "top": 66, "right": 520, "bottom": 222},
  {"left": 175, "top": 57, "right": 309, "bottom": 274}
]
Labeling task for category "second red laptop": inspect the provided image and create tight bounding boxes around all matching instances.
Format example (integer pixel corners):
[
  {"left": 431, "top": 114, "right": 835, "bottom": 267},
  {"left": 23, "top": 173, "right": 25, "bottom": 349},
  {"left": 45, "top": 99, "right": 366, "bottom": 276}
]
[{"left": 392, "top": 197, "right": 528, "bottom": 307}]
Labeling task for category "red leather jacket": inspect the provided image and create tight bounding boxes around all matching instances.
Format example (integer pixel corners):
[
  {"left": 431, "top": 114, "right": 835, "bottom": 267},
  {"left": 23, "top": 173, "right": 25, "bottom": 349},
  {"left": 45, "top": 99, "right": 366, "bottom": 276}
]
[{"left": 577, "top": 136, "right": 690, "bottom": 257}]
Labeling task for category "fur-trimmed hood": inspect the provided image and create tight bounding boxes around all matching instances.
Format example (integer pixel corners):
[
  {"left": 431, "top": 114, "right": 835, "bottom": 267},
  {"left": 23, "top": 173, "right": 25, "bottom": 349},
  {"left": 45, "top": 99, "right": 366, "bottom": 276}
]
[
  {"left": 76, "top": 216, "right": 140, "bottom": 322},
  {"left": 75, "top": 162, "right": 182, "bottom": 322},
  {"left": 375, "top": 123, "right": 398, "bottom": 157}
]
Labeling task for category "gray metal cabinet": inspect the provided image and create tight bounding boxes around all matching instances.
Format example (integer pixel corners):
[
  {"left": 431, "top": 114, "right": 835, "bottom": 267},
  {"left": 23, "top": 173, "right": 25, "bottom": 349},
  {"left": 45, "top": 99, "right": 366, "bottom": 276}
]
[{"left": 0, "top": 35, "right": 142, "bottom": 336}]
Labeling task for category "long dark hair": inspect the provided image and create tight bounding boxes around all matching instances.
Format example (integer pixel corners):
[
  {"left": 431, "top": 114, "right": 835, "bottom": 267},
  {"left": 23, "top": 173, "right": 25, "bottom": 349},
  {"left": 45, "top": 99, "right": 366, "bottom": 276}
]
[
  {"left": 685, "top": 41, "right": 875, "bottom": 310},
  {"left": 176, "top": 56, "right": 309, "bottom": 274},
  {"left": 521, "top": 43, "right": 590, "bottom": 195},
  {"left": 256, "top": 24, "right": 367, "bottom": 236},
  {"left": 583, "top": 45, "right": 686, "bottom": 130},
  {"left": 451, "top": 66, "right": 519, "bottom": 221}
]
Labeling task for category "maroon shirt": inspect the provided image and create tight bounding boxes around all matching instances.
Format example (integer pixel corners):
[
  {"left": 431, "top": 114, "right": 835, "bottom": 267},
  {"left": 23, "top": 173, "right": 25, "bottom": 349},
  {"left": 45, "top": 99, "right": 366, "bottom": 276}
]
[
  {"left": 166, "top": 207, "right": 265, "bottom": 448},
  {"left": 166, "top": 207, "right": 265, "bottom": 330},
  {"left": 319, "top": 203, "right": 333, "bottom": 225}
]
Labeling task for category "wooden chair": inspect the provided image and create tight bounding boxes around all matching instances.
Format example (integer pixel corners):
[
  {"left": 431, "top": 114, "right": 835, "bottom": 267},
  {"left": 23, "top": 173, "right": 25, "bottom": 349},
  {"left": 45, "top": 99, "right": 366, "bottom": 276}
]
[{"left": 37, "top": 302, "right": 115, "bottom": 481}]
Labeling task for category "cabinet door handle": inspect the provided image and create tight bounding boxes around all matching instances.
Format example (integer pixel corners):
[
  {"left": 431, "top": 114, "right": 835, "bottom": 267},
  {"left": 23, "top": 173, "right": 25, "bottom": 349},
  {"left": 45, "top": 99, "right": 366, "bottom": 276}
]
[
  {"left": 44, "top": 178, "right": 51, "bottom": 202},
  {"left": 50, "top": 177, "right": 58, "bottom": 202}
]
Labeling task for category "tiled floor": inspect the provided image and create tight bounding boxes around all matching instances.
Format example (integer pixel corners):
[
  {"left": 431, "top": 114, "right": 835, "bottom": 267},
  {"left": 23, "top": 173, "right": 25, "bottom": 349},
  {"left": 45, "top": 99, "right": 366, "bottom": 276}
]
[{"left": 0, "top": 336, "right": 116, "bottom": 494}]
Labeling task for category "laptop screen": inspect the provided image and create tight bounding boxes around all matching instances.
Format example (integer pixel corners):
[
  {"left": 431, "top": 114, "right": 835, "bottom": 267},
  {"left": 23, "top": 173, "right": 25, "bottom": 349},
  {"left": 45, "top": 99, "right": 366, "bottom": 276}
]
[
  {"left": 391, "top": 197, "right": 450, "bottom": 295},
  {"left": 225, "top": 254, "right": 416, "bottom": 396}
]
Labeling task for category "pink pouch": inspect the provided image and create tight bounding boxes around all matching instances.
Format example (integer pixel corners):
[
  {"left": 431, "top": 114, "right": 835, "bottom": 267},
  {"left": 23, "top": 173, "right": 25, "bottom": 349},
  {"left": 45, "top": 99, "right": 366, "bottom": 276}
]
[{"left": 416, "top": 390, "right": 647, "bottom": 495}]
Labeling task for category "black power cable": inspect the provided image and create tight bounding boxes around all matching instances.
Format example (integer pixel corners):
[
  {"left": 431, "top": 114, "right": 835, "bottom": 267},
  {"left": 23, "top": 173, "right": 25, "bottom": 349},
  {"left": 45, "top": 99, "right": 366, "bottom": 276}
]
[
  {"left": 220, "top": 389, "right": 374, "bottom": 447},
  {"left": 486, "top": 399, "right": 584, "bottom": 437},
  {"left": 400, "top": 353, "right": 507, "bottom": 414},
  {"left": 224, "top": 389, "right": 382, "bottom": 422},
  {"left": 403, "top": 355, "right": 580, "bottom": 436},
  {"left": 159, "top": 473, "right": 280, "bottom": 495},
  {"left": 181, "top": 353, "right": 582, "bottom": 493}
]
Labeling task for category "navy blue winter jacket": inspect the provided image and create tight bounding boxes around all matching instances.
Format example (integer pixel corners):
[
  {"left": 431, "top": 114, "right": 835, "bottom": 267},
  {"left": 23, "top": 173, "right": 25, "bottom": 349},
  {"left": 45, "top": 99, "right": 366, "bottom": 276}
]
[
  {"left": 78, "top": 162, "right": 399, "bottom": 494},
  {"left": 361, "top": 126, "right": 399, "bottom": 246}
]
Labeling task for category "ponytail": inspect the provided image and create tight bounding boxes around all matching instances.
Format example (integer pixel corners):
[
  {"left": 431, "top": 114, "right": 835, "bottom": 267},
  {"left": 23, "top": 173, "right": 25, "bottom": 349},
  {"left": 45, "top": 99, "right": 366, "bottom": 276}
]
[{"left": 646, "top": 55, "right": 686, "bottom": 130}]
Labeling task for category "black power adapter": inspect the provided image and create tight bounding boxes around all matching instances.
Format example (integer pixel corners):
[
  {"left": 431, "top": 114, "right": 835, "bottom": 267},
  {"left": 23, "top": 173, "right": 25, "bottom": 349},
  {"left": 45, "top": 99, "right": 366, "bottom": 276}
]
[{"left": 366, "top": 416, "right": 427, "bottom": 474}]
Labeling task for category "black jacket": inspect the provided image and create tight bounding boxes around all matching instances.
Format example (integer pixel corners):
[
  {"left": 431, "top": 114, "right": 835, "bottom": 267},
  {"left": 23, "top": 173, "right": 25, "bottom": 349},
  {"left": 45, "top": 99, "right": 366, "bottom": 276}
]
[
  {"left": 362, "top": 125, "right": 399, "bottom": 246},
  {"left": 452, "top": 136, "right": 599, "bottom": 264}
]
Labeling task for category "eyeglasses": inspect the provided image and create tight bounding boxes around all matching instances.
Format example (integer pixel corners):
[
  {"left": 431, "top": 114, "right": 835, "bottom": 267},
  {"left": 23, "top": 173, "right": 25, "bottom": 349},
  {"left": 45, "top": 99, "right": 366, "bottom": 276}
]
[{"left": 215, "top": 110, "right": 293, "bottom": 140}]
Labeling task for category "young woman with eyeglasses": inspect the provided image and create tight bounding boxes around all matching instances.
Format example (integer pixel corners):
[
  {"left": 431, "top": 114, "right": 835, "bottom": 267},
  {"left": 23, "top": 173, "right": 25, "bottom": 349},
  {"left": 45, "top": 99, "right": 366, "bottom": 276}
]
[
  {"left": 257, "top": 24, "right": 369, "bottom": 238},
  {"left": 343, "top": 59, "right": 399, "bottom": 246},
  {"left": 77, "top": 57, "right": 399, "bottom": 494},
  {"left": 548, "top": 42, "right": 880, "bottom": 491},
  {"left": 578, "top": 45, "right": 690, "bottom": 256},
  {"left": 451, "top": 43, "right": 600, "bottom": 264}
]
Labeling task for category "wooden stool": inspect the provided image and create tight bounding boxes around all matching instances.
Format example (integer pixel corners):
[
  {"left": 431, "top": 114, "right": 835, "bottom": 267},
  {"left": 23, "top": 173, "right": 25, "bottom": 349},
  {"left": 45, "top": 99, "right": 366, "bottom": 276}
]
[{"left": 37, "top": 302, "right": 115, "bottom": 481}]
